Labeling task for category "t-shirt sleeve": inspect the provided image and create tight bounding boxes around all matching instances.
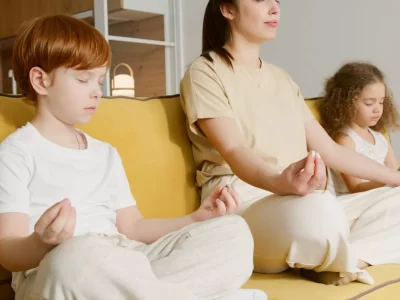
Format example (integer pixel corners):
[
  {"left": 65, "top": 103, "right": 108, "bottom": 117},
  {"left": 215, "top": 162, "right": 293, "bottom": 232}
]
[
  {"left": 284, "top": 70, "right": 315, "bottom": 122},
  {"left": 180, "top": 60, "right": 235, "bottom": 126},
  {"left": 0, "top": 143, "right": 32, "bottom": 214},
  {"left": 111, "top": 148, "right": 137, "bottom": 210},
  {"left": 298, "top": 88, "right": 315, "bottom": 122}
]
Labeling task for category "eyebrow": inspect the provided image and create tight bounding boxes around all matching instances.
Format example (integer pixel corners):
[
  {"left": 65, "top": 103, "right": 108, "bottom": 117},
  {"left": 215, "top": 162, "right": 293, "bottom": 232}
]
[
  {"left": 78, "top": 70, "right": 107, "bottom": 77},
  {"left": 363, "top": 97, "right": 385, "bottom": 101}
]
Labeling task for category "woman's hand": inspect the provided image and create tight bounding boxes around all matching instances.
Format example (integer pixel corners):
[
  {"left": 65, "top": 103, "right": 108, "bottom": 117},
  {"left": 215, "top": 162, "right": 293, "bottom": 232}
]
[{"left": 276, "top": 151, "right": 327, "bottom": 196}]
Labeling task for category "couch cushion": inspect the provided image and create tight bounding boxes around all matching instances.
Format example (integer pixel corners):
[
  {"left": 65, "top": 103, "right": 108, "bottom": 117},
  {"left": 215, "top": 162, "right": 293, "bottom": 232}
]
[
  {"left": 0, "top": 94, "right": 199, "bottom": 218},
  {"left": 2, "top": 94, "right": 399, "bottom": 300}
]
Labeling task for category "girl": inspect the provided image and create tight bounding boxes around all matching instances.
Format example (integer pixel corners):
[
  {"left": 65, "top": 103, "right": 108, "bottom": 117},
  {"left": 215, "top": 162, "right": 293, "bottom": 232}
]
[
  {"left": 320, "top": 62, "right": 400, "bottom": 194},
  {"left": 180, "top": 0, "right": 400, "bottom": 286}
]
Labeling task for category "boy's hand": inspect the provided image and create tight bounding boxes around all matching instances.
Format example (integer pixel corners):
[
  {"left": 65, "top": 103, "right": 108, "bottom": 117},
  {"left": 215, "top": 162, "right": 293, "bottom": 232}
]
[
  {"left": 191, "top": 186, "right": 242, "bottom": 222},
  {"left": 33, "top": 198, "right": 76, "bottom": 248}
]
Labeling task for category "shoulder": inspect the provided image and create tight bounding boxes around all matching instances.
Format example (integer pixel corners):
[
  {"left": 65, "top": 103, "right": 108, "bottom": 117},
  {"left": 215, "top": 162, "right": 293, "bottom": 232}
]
[
  {"left": 0, "top": 124, "right": 35, "bottom": 174},
  {"left": 371, "top": 129, "right": 389, "bottom": 147},
  {"left": 335, "top": 132, "right": 355, "bottom": 149},
  {"left": 189, "top": 53, "right": 217, "bottom": 70},
  {"left": 181, "top": 53, "right": 229, "bottom": 95},
  {"left": 370, "top": 128, "right": 388, "bottom": 140},
  {"left": 0, "top": 124, "right": 34, "bottom": 158},
  {"left": 186, "top": 54, "right": 228, "bottom": 78}
]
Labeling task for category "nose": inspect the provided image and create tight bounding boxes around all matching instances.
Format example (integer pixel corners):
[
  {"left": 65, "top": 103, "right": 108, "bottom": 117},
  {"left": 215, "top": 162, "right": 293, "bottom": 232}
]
[
  {"left": 373, "top": 105, "right": 382, "bottom": 114},
  {"left": 269, "top": 0, "right": 280, "bottom": 15},
  {"left": 91, "top": 84, "right": 103, "bottom": 100}
]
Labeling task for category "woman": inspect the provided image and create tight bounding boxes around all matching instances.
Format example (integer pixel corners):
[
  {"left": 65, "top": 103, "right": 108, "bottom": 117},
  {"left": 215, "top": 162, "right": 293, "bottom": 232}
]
[{"left": 180, "top": 0, "right": 400, "bottom": 286}]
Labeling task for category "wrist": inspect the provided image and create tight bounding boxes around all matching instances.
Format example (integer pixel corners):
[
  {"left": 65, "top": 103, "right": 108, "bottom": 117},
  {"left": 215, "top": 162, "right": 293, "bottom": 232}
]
[
  {"left": 29, "top": 232, "right": 54, "bottom": 253},
  {"left": 268, "top": 173, "right": 286, "bottom": 195},
  {"left": 190, "top": 210, "right": 205, "bottom": 223}
]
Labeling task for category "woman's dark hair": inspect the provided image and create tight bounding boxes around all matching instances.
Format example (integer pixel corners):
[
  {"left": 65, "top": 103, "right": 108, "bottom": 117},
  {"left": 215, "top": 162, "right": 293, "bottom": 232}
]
[{"left": 201, "top": 0, "right": 237, "bottom": 67}]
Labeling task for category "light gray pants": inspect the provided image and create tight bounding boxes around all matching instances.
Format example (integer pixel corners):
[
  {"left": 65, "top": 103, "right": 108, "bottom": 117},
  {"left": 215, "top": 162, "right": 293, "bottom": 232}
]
[
  {"left": 203, "top": 176, "right": 400, "bottom": 284},
  {"left": 15, "top": 215, "right": 254, "bottom": 300}
]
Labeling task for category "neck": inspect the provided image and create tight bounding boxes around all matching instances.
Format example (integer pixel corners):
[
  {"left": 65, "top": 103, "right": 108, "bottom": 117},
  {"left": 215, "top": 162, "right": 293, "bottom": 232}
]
[
  {"left": 31, "top": 101, "right": 81, "bottom": 149},
  {"left": 350, "top": 122, "right": 369, "bottom": 133},
  {"left": 224, "top": 33, "right": 262, "bottom": 69}
]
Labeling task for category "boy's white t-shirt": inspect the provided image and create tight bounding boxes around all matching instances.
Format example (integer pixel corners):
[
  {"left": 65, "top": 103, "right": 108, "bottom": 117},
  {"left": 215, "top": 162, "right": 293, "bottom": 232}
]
[{"left": 0, "top": 122, "right": 137, "bottom": 237}]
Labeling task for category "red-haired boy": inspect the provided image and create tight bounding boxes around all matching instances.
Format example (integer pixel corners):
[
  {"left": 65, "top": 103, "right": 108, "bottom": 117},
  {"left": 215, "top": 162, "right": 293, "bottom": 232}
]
[{"left": 0, "top": 15, "right": 266, "bottom": 300}]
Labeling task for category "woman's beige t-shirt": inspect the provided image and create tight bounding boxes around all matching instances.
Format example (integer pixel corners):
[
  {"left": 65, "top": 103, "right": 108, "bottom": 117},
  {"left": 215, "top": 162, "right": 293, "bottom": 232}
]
[{"left": 180, "top": 52, "right": 314, "bottom": 188}]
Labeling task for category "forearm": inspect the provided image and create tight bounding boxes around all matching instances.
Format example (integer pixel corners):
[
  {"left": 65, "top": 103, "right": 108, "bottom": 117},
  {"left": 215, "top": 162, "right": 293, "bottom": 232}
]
[
  {"left": 348, "top": 181, "right": 385, "bottom": 193},
  {"left": 128, "top": 215, "right": 197, "bottom": 244},
  {"left": 0, "top": 234, "right": 52, "bottom": 272},
  {"left": 225, "top": 147, "right": 281, "bottom": 193},
  {"left": 324, "top": 143, "right": 400, "bottom": 186}
]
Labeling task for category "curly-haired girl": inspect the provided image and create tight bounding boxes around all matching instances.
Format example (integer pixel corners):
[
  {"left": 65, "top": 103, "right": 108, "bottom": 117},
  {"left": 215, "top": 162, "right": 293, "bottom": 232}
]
[{"left": 320, "top": 62, "right": 400, "bottom": 194}]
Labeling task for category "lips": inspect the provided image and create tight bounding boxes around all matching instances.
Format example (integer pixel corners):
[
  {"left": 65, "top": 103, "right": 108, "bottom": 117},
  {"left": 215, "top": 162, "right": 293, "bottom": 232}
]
[
  {"left": 265, "top": 21, "right": 279, "bottom": 28},
  {"left": 84, "top": 106, "right": 97, "bottom": 112}
]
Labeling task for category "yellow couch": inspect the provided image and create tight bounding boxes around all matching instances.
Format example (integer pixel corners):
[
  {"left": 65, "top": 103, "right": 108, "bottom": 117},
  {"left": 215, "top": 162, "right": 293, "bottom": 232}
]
[{"left": 1, "top": 93, "right": 400, "bottom": 300}]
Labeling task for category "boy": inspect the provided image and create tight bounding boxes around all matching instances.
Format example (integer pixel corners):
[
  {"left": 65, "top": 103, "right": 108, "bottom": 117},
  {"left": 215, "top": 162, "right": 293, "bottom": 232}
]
[{"left": 0, "top": 15, "right": 267, "bottom": 300}]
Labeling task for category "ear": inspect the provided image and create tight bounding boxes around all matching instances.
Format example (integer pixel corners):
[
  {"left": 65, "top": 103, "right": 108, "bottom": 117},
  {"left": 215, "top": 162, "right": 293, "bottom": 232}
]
[
  {"left": 220, "top": 3, "right": 237, "bottom": 21},
  {"left": 29, "top": 67, "right": 52, "bottom": 96}
]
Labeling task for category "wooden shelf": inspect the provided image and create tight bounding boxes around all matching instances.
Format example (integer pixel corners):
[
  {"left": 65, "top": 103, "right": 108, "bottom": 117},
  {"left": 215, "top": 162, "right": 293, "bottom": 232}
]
[{"left": 0, "top": 0, "right": 126, "bottom": 40}]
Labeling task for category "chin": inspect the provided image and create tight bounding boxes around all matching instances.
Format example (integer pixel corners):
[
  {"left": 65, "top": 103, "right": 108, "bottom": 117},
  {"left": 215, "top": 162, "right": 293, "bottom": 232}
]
[
  {"left": 75, "top": 117, "right": 93, "bottom": 125},
  {"left": 262, "top": 32, "right": 277, "bottom": 41},
  {"left": 368, "top": 121, "right": 379, "bottom": 127}
]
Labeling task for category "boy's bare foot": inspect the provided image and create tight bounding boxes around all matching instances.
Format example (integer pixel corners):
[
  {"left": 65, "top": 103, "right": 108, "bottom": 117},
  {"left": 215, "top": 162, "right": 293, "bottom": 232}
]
[{"left": 299, "top": 269, "right": 358, "bottom": 286}]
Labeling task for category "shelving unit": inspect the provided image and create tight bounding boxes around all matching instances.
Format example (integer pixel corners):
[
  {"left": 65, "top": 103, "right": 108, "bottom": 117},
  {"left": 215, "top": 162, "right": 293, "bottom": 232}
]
[
  {"left": 92, "top": 0, "right": 183, "bottom": 96},
  {"left": 1, "top": 0, "right": 183, "bottom": 97}
]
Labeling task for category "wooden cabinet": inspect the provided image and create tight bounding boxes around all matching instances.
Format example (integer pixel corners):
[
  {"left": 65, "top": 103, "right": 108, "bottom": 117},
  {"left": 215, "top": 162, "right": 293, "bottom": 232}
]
[{"left": 0, "top": 0, "right": 94, "bottom": 39}]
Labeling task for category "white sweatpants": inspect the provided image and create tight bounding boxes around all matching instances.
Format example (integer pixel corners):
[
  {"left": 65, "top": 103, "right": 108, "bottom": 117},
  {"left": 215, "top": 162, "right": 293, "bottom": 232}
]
[
  {"left": 15, "top": 215, "right": 254, "bottom": 300},
  {"left": 202, "top": 176, "right": 400, "bottom": 276}
]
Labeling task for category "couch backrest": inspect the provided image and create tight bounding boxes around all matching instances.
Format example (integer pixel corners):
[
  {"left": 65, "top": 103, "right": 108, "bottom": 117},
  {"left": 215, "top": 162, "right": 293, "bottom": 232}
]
[
  {"left": 0, "top": 94, "right": 327, "bottom": 217},
  {"left": 0, "top": 93, "right": 324, "bottom": 287},
  {"left": 0, "top": 94, "right": 199, "bottom": 219}
]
